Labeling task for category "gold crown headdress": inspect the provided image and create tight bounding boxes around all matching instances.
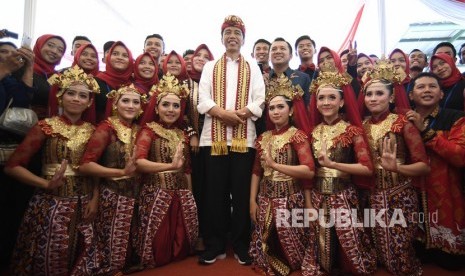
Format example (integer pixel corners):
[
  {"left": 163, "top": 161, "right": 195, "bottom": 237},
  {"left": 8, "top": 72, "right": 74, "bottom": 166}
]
[
  {"left": 155, "top": 73, "right": 189, "bottom": 103},
  {"left": 265, "top": 74, "right": 304, "bottom": 103},
  {"left": 362, "top": 57, "right": 406, "bottom": 87},
  {"left": 106, "top": 84, "right": 148, "bottom": 104},
  {"left": 310, "top": 62, "right": 352, "bottom": 94},
  {"left": 48, "top": 65, "right": 100, "bottom": 96}
]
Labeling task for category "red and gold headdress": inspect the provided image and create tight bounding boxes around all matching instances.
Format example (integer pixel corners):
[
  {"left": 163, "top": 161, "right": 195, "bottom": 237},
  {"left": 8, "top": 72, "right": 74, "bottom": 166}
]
[
  {"left": 221, "top": 15, "right": 245, "bottom": 36},
  {"left": 362, "top": 57, "right": 406, "bottom": 89},
  {"left": 107, "top": 83, "right": 147, "bottom": 103},
  {"left": 265, "top": 74, "right": 311, "bottom": 135},
  {"left": 47, "top": 65, "right": 100, "bottom": 124},
  {"left": 266, "top": 74, "right": 304, "bottom": 103},
  {"left": 361, "top": 57, "right": 410, "bottom": 114},
  {"left": 155, "top": 73, "right": 189, "bottom": 103},
  {"left": 310, "top": 62, "right": 352, "bottom": 95},
  {"left": 48, "top": 65, "right": 100, "bottom": 97}
]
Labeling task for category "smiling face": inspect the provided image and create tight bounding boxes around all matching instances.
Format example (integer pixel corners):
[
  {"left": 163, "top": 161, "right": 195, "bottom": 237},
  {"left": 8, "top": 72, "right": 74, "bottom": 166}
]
[
  {"left": 270, "top": 40, "right": 291, "bottom": 68},
  {"left": 409, "top": 76, "right": 443, "bottom": 109},
  {"left": 222, "top": 26, "right": 244, "bottom": 53},
  {"left": 316, "top": 86, "right": 343, "bottom": 123},
  {"left": 253, "top": 42, "right": 270, "bottom": 64},
  {"left": 110, "top": 45, "right": 130, "bottom": 71},
  {"left": 357, "top": 56, "right": 373, "bottom": 78},
  {"left": 61, "top": 83, "right": 91, "bottom": 117},
  {"left": 390, "top": 51, "right": 407, "bottom": 72},
  {"left": 364, "top": 81, "right": 393, "bottom": 116},
  {"left": 144, "top": 37, "right": 164, "bottom": 60},
  {"left": 296, "top": 39, "right": 315, "bottom": 62},
  {"left": 115, "top": 92, "right": 142, "bottom": 123},
  {"left": 268, "top": 96, "right": 292, "bottom": 129},
  {"left": 192, "top": 49, "right": 211, "bottom": 72},
  {"left": 78, "top": 46, "right": 98, "bottom": 72},
  {"left": 431, "top": 58, "right": 452, "bottom": 79},
  {"left": 156, "top": 94, "right": 181, "bottom": 126},
  {"left": 409, "top": 50, "right": 427, "bottom": 71},
  {"left": 40, "top": 38, "right": 65, "bottom": 64},
  {"left": 166, "top": 55, "right": 182, "bottom": 76},
  {"left": 137, "top": 55, "right": 156, "bottom": 79}
]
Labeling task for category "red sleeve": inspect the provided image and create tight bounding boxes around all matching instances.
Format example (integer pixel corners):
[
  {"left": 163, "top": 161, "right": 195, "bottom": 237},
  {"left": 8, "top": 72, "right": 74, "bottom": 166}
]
[
  {"left": 135, "top": 126, "right": 156, "bottom": 160},
  {"left": 291, "top": 130, "right": 315, "bottom": 172},
  {"left": 252, "top": 135, "right": 264, "bottom": 176},
  {"left": 5, "top": 123, "right": 47, "bottom": 168},
  {"left": 403, "top": 121, "right": 428, "bottom": 164},
  {"left": 352, "top": 130, "right": 374, "bottom": 189},
  {"left": 291, "top": 130, "right": 315, "bottom": 190},
  {"left": 80, "top": 121, "right": 113, "bottom": 164},
  {"left": 426, "top": 117, "right": 465, "bottom": 167},
  {"left": 352, "top": 131, "right": 373, "bottom": 171}
]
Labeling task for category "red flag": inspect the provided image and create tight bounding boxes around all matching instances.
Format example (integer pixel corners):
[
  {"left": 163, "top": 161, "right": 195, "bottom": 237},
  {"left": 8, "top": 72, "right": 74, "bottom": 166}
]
[{"left": 338, "top": 4, "right": 365, "bottom": 54}]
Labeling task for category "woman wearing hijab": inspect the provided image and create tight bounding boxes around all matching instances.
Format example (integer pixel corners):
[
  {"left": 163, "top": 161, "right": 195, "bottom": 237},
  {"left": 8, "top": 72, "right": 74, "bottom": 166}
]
[
  {"left": 48, "top": 44, "right": 100, "bottom": 124},
  {"left": 32, "top": 34, "right": 67, "bottom": 120},
  {"left": 184, "top": 44, "right": 214, "bottom": 252},
  {"left": 430, "top": 53, "right": 465, "bottom": 112},
  {"left": 162, "top": 50, "right": 189, "bottom": 83},
  {"left": 134, "top": 52, "right": 159, "bottom": 96},
  {"left": 95, "top": 41, "right": 134, "bottom": 122}
]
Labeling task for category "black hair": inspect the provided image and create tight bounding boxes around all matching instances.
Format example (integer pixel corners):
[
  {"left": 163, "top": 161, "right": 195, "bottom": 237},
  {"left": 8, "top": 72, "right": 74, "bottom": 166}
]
[
  {"left": 294, "top": 35, "right": 315, "bottom": 51},
  {"left": 409, "top": 48, "right": 428, "bottom": 63},
  {"left": 433, "top": 42, "right": 457, "bottom": 57},
  {"left": 144, "top": 34, "right": 165, "bottom": 50},
  {"left": 369, "top": 54, "right": 379, "bottom": 59},
  {"left": 272, "top": 37, "right": 292, "bottom": 55},
  {"left": 340, "top": 49, "right": 349, "bottom": 57},
  {"left": 459, "top": 43, "right": 465, "bottom": 64},
  {"left": 183, "top": 49, "right": 194, "bottom": 58},
  {"left": 252, "top": 38, "right": 271, "bottom": 53},
  {"left": 72, "top": 35, "right": 91, "bottom": 44},
  {"left": 409, "top": 72, "right": 442, "bottom": 92},
  {"left": 0, "top": 41, "right": 17, "bottom": 49},
  {"left": 103, "top": 41, "right": 115, "bottom": 53}
]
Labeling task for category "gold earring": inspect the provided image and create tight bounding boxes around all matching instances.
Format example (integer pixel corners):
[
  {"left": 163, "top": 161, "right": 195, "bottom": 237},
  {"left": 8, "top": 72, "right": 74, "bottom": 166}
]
[{"left": 137, "top": 110, "right": 144, "bottom": 118}]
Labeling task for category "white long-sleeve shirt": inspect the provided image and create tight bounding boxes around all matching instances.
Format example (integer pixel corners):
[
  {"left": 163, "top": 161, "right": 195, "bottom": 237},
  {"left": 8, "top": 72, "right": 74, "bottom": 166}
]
[{"left": 197, "top": 55, "right": 265, "bottom": 148}]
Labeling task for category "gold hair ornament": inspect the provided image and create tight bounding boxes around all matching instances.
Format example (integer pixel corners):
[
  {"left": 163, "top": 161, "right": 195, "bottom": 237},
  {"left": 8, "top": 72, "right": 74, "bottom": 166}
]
[
  {"left": 310, "top": 61, "right": 351, "bottom": 94},
  {"left": 362, "top": 57, "right": 406, "bottom": 88},
  {"left": 155, "top": 73, "right": 189, "bottom": 103},
  {"left": 266, "top": 74, "right": 304, "bottom": 103},
  {"left": 107, "top": 83, "right": 148, "bottom": 104},
  {"left": 48, "top": 65, "right": 100, "bottom": 97}
]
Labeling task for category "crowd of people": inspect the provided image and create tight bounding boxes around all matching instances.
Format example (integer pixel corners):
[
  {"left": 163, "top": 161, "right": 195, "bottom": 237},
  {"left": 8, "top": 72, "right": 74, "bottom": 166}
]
[{"left": 1, "top": 14, "right": 465, "bottom": 276}]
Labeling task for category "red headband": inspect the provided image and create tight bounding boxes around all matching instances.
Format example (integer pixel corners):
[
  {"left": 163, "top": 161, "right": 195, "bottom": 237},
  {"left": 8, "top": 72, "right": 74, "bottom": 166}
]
[{"left": 221, "top": 15, "right": 245, "bottom": 36}]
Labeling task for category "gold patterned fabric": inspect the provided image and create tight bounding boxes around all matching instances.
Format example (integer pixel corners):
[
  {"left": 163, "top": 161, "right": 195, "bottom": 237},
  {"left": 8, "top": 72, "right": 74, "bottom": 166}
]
[
  {"left": 101, "top": 117, "right": 140, "bottom": 197},
  {"left": 146, "top": 122, "right": 188, "bottom": 190},
  {"left": 363, "top": 114, "right": 409, "bottom": 190},
  {"left": 41, "top": 117, "right": 94, "bottom": 197},
  {"left": 211, "top": 54, "right": 251, "bottom": 155}
]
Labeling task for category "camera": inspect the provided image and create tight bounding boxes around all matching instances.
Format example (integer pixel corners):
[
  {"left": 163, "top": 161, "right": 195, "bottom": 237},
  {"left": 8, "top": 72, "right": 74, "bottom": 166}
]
[{"left": 0, "top": 29, "right": 19, "bottom": 39}]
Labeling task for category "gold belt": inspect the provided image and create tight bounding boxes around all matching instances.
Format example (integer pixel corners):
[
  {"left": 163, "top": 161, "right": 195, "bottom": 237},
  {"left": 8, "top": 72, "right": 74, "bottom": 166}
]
[
  {"left": 316, "top": 167, "right": 350, "bottom": 178},
  {"left": 260, "top": 178, "right": 300, "bottom": 198},
  {"left": 42, "top": 163, "right": 79, "bottom": 176},
  {"left": 314, "top": 177, "right": 350, "bottom": 195},
  {"left": 0, "top": 144, "right": 17, "bottom": 165},
  {"left": 374, "top": 159, "right": 406, "bottom": 190}
]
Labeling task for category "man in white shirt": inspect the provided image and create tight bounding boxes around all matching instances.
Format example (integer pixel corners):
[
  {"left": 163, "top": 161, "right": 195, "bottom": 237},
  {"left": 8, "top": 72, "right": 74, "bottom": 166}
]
[{"left": 197, "top": 14, "right": 265, "bottom": 266}]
